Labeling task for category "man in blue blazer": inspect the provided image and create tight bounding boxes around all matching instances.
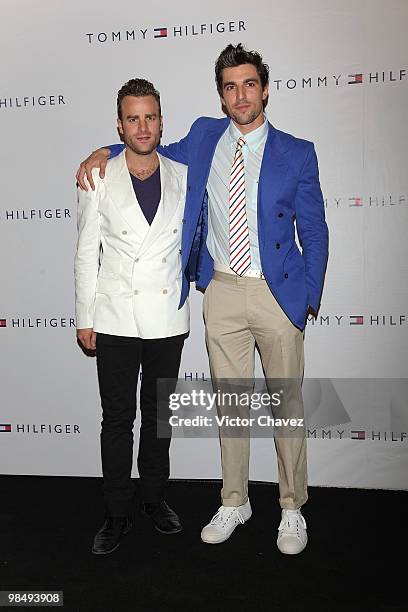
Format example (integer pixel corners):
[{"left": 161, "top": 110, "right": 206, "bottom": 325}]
[{"left": 77, "top": 43, "right": 328, "bottom": 555}]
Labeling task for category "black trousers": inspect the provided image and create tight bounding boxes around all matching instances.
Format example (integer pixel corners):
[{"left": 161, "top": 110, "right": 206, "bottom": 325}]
[{"left": 96, "top": 332, "right": 186, "bottom": 516}]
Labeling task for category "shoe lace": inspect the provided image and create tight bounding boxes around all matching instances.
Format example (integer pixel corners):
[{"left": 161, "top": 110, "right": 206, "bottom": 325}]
[
  {"left": 210, "top": 506, "right": 245, "bottom": 528},
  {"left": 278, "top": 510, "right": 306, "bottom": 534}
]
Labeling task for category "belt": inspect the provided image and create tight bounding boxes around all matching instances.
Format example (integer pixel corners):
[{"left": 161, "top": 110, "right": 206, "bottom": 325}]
[{"left": 213, "top": 262, "right": 265, "bottom": 279}]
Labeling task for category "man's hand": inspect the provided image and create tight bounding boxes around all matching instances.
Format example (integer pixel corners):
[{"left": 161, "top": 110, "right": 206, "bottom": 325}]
[
  {"left": 76, "top": 147, "right": 110, "bottom": 191},
  {"left": 307, "top": 305, "right": 317, "bottom": 318},
  {"left": 77, "top": 328, "right": 97, "bottom": 350}
]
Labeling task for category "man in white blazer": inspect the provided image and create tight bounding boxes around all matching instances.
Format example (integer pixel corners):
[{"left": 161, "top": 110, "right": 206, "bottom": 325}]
[{"left": 75, "top": 78, "right": 189, "bottom": 555}]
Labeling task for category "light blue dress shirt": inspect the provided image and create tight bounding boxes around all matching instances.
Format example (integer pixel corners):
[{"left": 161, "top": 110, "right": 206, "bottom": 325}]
[{"left": 206, "top": 117, "right": 268, "bottom": 271}]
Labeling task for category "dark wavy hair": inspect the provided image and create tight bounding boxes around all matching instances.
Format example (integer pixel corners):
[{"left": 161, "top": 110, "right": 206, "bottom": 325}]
[
  {"left": 215, "top": 43, "right": 269, "bottom": 108},
  {"left": 117, "top": 78, "right": 161, "bottom": 120}
]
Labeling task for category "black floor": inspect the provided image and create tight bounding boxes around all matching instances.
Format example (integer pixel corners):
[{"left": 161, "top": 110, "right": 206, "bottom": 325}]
[{"left": 0, "top": 476, "right": 406, "bottom": 612}]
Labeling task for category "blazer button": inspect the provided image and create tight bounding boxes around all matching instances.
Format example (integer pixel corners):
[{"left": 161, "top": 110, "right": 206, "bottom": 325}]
[
  {"left": 278, "top": 213, "right": 283, "bottom": 218},
  {"left": 135, "top": 258, "right": 139, "bottom": 263},
  {"left": 162, "top": 257, "right": 167, "bottom": 263},
  {"left": 284, "top": 273, "right": 289, "bottom": 279},
  {"left": 122, "top": 230, "right": 127, "bottom": 235},
  {"left": 276, "top": 243, "right": 281, "bottom": 249},
  {"left": 163, "top": 289, "right": 168, "bottom": 294},
  {"left": 182, "top": 218, "right": 186, "bottom": 224},
  {"left": 179, "top": 249, "right": 182, "bottom": 254},
  {"left": 173, "top": 229, "right": 178, "bottom": 233},
  {"left": 134, "top": 289, "right": 139, "bottom": 294}
]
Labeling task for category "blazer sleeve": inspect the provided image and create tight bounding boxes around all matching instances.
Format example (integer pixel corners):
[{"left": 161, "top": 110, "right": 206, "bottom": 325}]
[
  {"left": 74, "top": 173, "right": 102, "bottom": 329},
  {"left": 108, "top": 143, "right": 125, "bottom": 158},
  {"left": 294, "top": 143, "right": 329, "bottom": 313},
  {"left": 157, "top": 131, "right": 191, "bottom": 166},
  {"left": 158, "top": 117, "right": 209, "bottom": 165}
]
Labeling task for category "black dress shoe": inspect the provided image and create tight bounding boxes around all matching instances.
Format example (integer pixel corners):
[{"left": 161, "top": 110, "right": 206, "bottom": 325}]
[
  {"left": 92, "top": 516, "right": 133, "bottom": 555},
  {"left": 142, "top": 501, "right": 182, "bottom": 534}
]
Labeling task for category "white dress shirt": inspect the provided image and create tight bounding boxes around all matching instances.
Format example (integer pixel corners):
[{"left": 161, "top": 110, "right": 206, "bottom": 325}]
[{"left": 206, "top": 117, "right": 268, "bottom": 271}]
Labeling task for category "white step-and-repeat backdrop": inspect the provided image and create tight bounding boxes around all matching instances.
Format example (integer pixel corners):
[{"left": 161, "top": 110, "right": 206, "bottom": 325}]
[{"left": 1, "top": 0, "right": 407, "bottom": 489}]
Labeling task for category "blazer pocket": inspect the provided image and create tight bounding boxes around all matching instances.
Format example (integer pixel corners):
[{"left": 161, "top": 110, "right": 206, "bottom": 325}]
[
  {"left": 284, "top": 245, "right": 305, "bottom": 270},
  {"left": 96, "top": 272, "right": 121, "bottom": 295}
]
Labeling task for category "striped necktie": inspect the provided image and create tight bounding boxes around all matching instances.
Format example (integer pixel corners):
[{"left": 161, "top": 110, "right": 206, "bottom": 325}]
[{"left": 229, "top": 137, "right": 251, "bottom": 276}]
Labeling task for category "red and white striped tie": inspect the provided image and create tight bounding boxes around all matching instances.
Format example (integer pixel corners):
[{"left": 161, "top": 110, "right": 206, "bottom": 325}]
[{"left": 229, "top": 137, "right": 251, "bottom": 276}]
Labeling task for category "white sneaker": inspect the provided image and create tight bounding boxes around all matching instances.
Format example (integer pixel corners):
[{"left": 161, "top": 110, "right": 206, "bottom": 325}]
[
  {"left": 201, "top": 500, "right": 252, "bottom": 544},
  {"left": 277, "top": 508, "right": 308, "bottom": 554}
]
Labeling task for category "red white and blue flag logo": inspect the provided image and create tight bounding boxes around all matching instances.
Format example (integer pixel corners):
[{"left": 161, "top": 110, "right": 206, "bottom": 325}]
[
  {"left": 348, "top": 73, "right": 363, "bottom": 84},
  {"left": 350, "top": 316, "right": 364, "bottom": 325},
  {"left": 351, "top": 430, "right": 365, "bottom": 440},
  {"left": 154, "top": 27, "right": 168, "bottom": 38},
  {"left": 0, "top": 319, "right": 6, "bottom": 327},
  {"left": 0, "top": 424, "right": 12, "bottom": 432}
]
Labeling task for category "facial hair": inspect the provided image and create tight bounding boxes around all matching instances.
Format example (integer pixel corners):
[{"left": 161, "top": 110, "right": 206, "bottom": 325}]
[
  {"left": 229, "top": 107, "right": 262, "bottom": 126},
  {"left": 122, "top": 131, "right": 160, "bottom": 156}
]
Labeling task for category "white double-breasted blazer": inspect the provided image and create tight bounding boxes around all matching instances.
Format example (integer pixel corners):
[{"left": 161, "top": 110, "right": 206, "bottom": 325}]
[{"left": 74, "top": 151, "right": 189, "bottom": 339}]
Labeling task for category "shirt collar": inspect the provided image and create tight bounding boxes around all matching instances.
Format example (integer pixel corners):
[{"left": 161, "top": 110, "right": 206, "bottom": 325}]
[{"left": 228, "top": 115, "right": 268, "bottom": 153}]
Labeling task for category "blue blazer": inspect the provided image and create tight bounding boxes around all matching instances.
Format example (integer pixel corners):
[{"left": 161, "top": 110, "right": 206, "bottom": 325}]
[{"left": 110, "top": 116, "right": 328, "bottom": 330}]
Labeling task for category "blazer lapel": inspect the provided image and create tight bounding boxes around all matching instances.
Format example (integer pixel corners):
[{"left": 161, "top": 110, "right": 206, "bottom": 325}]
[
  {"left": 192, "top": 118, "right": 230, "bottom": 190},
  {"left": 182, "top": 118, "right": 230, "bottom": 254},
  {"left": 137, "top": 154, "right": 182, "bottom": 257},
  {"left": 105, "top": 150, "right": 150, "bottom": 240}
]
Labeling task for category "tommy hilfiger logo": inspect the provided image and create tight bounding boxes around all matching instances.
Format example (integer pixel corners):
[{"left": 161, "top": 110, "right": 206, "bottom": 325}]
[
  {"left": 0, "top": 423, "right": 80, "bottom": 434},
  {"left": 271, "top": 68, "right": 406, "bottom": 91},
  {"left": 0, "top": 95, "right": 66, "bottom": 110},
  {"left": 0, "top": 317, "right": 76, "bottom": 329},
  {"left": 348, "top": 74, "right": 363, "bottom": 84},
  {"left": 154, "top": 27, "right": 167, "bottom": 38},
  {"left": 307, "top": 428, "right": 407, "bottom": 442},
  {"left": 324, "top": 195, "right": 406, "bottom": 209},
  {"left": 0, "top": 208, "right": 71, "bottom": 221},
  {"left": 349, "top": 316, "right": 364, "bottom": 326},
  {"left": 351, "top": 430, "right": 365, "bottom": 440},
  {"left": 85, "top": 20, "right": 246, "bottom": 44},
  {"left": 308, "top": 314, "right": 407, "bottom": 326}
]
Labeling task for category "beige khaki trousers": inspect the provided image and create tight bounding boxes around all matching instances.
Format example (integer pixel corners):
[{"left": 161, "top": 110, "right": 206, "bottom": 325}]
[{"left": 203, "top": 271, "right": 307, "bottom": 510}]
